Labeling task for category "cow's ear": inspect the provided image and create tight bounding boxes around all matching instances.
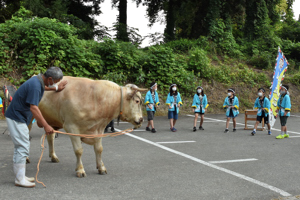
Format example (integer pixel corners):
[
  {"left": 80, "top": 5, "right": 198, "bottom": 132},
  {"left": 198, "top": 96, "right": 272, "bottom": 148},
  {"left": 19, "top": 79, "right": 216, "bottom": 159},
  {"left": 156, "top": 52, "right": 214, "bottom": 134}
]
[{"left": 126, "top": 90, "right": 137, "bottom": 100}]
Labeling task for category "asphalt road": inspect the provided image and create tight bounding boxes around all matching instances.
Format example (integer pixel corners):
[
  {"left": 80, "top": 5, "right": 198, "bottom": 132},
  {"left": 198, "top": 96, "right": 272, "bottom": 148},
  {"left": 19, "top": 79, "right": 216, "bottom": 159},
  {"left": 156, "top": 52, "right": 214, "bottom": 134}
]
[{"left": 1, "top": 113, "right": 300, "bottom": 200}]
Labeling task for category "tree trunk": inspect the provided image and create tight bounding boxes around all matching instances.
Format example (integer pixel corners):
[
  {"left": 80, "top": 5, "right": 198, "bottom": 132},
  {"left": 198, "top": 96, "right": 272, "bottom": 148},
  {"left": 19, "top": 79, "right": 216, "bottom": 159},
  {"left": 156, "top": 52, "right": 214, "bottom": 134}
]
[
  {"left": 117, "top": 0, "right": 129, "bottom": 42},
  {"left": 164, "top": 0, "right": 175, "bottom": 42}
]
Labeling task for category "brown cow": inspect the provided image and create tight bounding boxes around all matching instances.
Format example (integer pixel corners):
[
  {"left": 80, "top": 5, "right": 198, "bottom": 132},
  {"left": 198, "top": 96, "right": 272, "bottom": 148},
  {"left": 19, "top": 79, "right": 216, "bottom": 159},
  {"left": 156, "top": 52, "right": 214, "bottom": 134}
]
[{"left": 38, "top": 76, "right": 147, "bottom": 177}]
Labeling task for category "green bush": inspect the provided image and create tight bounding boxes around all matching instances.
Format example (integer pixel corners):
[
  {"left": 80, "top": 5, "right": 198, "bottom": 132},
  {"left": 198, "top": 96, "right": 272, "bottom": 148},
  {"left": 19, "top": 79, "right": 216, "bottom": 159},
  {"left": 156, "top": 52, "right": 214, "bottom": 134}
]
[
  {"left": 139, "top": 46, "right": 196, "bottom": 95},
  {"left": 187, "top": 47, "right": 211, "bottom": 78},
  {"left": 92, "top": 38, "right": 140, "bottom": 83},
  {"left": 0, "top": 9, "right": 103, "bottom": 82},
  {"left": 247, "top": 51, "right": 273, "bottom": 69}
]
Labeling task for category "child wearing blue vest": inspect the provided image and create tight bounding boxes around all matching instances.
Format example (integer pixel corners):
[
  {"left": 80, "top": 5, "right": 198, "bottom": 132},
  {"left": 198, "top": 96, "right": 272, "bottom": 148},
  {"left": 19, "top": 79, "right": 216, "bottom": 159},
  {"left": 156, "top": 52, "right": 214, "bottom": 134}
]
[
  {"left": 144, "top": 82, "right": 160, "bottom": 133},
  {"left": 0, "top": 97, "right": 2, "bottom": 112},
  {"left": 276, "top": 85, "right": 291, "bottom": 139},
  {"left": 223, "top": 88, "right": 239, "bottom": 133},
  {"left": 166, "top": 84, "right": 183, "bottom": 132},
  {"left": 192, "top": 86, "right": 209, "bottom": 132},
  {"left": 251, "top": 88, "right": 271, "bottom": 136}
]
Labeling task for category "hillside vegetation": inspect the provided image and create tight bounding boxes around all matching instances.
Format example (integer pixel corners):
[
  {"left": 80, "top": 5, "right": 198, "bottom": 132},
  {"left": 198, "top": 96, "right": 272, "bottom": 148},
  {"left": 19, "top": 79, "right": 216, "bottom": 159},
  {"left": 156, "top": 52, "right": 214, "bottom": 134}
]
[{"left": 1, "top": 8, "right": 300, "bottom": 114}]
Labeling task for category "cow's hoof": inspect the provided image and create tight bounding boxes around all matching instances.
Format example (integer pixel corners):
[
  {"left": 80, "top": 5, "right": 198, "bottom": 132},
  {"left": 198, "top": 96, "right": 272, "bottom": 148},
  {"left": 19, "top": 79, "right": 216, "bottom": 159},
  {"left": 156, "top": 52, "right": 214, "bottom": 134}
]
[
  {"left": 76, "top": 171, "right": 86, "bottom": 178},
  {"left": 98, "top": 169, "right": 107, "bottom": 175},
  {"left": 50, "top": 156, "right": 59, "bottom": 163}
]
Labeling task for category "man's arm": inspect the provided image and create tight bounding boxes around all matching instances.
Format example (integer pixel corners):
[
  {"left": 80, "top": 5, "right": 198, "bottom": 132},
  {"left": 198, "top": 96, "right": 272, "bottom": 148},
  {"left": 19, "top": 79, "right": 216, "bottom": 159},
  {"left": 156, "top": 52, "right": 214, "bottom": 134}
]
[
  {"left": 30, "top": 104, "right": 54, "bottom": 135},
  {"left": 45, "top": 80, "right": 68, "bottom": 92}
]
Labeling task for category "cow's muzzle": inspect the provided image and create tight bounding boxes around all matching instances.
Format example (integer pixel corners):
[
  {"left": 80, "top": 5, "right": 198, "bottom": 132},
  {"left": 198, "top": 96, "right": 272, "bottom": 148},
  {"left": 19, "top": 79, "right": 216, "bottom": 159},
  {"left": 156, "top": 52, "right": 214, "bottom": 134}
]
[{"left": 134, "top": 117, "right": 144, "bottom": 125}]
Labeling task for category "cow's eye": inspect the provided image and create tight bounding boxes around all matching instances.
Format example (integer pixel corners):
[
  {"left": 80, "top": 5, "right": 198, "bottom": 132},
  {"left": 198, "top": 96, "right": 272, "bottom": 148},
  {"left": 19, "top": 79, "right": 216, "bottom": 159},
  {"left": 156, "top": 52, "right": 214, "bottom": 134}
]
[{"left": 136, "top": 100, "right": 139, "bottom": 104}]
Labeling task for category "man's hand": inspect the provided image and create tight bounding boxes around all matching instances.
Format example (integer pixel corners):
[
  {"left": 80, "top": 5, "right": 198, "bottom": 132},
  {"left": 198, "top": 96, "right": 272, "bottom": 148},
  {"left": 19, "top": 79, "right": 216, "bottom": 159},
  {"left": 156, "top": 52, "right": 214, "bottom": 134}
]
[
  {"left": 192, "top": 109, "right": 195, "bottom": 112},
  {"left": 57, "top": 80, "right": 68, "bottom": 92},
  {"left": 177, "top": 103, "right": 181, "bottom": 107},
  {"left": 169, "top": 105, "right": 172, "bottom": 109},
  {"left": 148, "top": 105, "right": 153, "bottom": 110},
  {"left": 44, "top": 124, "right": 54, "bottom": 135}
]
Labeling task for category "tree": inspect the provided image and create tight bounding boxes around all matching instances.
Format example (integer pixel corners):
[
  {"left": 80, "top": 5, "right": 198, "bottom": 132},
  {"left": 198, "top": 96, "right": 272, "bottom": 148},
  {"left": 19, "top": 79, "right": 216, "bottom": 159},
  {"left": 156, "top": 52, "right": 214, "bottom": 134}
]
[
  {"left": 144, "top": 0, "right": 182, "bottom": 42},
  {"left": 1, "top": 0, "right": 105, "bottom": 39},
  {"left": 244, "top": 0, "right": 270, "bottom": 40},
  {"left": 112, "top": 0, "right": 129, "bottom": 41},
  {"left": 0, "top": 0, "right": 21, "bottom": 23}
]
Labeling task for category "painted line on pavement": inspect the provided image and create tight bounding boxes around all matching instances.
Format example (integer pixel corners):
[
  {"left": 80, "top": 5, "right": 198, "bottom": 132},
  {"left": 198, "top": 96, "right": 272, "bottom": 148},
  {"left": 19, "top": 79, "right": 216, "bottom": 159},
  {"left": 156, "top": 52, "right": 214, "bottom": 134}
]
[
  {"left": 115, "top": 128, "right": 291, "bottom": 197},
  {"left": 270, "top": 128, "right": 300, "bottom": 135},
  {"left": 209, "top": 158, "right": 258, "bottom": 164},
  {"left": 189, "top": 115, "right": 300, "bottom": 134},
  {"left": 156, "top": 141, "right": 196, "bottom": 144},
  {"left": 290, "top": 115, "right": 300, "bottom": 118},
  {"left": 133, "top": 130, "right": 146, "bottom": 132},
  {"left": 289, "top": 136, "right": 300, "bottom": 138},
  {"left": 188, "top": 115, "right": 252, "bottom": 127}
]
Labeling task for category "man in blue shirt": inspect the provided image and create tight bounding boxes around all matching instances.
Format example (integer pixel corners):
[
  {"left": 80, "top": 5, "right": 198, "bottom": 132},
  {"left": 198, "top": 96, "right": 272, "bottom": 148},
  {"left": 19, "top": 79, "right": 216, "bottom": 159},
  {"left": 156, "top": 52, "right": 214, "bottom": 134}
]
[{"left": 5, "top": 66, "right": 67, "bottom": 188}]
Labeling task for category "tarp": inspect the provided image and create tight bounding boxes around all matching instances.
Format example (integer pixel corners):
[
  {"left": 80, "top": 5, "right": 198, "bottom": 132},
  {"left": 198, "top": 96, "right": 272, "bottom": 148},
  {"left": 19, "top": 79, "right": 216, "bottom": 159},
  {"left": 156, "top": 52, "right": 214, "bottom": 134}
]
[{"left": 269, "top": 47, "right": 289, "bottom": 127}]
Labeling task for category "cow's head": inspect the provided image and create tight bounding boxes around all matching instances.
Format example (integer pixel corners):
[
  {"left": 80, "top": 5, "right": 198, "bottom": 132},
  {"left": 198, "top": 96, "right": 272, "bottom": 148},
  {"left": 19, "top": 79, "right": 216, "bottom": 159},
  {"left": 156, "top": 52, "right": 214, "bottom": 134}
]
[{"left": 121, "top": 84, "right": 148, "bottom": 129}]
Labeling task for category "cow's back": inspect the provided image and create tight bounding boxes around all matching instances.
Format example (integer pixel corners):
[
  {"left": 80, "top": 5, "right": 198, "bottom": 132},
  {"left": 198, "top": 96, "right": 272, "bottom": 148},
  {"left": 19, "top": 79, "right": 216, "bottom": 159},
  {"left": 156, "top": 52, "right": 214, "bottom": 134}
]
[{"left": 39, "top": 76, "right": 121, "bottom": 129}]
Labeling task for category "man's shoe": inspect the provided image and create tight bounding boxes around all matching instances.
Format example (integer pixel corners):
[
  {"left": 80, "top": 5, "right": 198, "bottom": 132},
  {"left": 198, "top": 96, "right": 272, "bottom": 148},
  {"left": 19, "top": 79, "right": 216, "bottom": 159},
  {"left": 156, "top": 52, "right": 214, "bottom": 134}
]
[
  {"left": 251, "top": 131, "right": 256, "bottom": 136},
  {"left": 151, "top": 128, "right": 156, "bottom": 133},
  {"left": 284, "top": 134, "right": 289, "bottom": 138},
  {"left": 233, "top": 129, "right": 237, "bottom": 132},
  {"left": 13, "top": 164, "right": 35, "bottom": 188},
  {"left": 276, "top": 134, "right": 284, "bottom": 139},
  {"left": 146, "top": 127, "right": 151, "bottom": 131},
  {"left": 199, "top": 126, "right": 204, "bottom": 130},
  {"left": 111, "top": 128, "right": 115, "bottom": 132},
  {"left": 193, "top": 127, "right": 196, "bottom": 132},
  {"left": 224, "top": 129, "right": 229, "bottom": 133},
  {"left": 25, "top": 177, "right": 35, "bottom": 183}
]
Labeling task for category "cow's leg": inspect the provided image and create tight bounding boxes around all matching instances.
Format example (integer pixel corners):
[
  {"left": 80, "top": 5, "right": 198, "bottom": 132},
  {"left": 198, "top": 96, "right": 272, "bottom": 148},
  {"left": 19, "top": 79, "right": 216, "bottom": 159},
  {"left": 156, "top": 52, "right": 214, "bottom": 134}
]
[
  {"left": 69, "top": 135, "right": 86, "bottom": 178},
  {"left": 47, "top": 133, "right": 59, "bottom": 162},
  {"left": 94, "top": 138, "right": 107, "bottom": 175}
]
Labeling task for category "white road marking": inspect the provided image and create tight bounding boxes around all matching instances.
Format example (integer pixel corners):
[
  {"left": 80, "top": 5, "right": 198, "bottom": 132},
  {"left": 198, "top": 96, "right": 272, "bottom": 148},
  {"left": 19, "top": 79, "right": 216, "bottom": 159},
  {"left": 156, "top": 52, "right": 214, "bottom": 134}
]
[
  {"left": 188, "top": 115, "right": 249, "bottom": 126},
  {"left": 289, "top": 136, "right": 300, "bottom": 138},
  {"left": 290, "top": 115, "right": 300, "bottom": 118},
  {"left": 209, "top": 158, "right": 258, "bottom": 164},
  {"left": 189, "top": 115, "right": 300, "bottom": 134},
  {"left": 133, "top": 130, "right": 146, "bottom": 131},
  {"left": 270, "top": 128, "right": 300, "bottom": 135},
  {"left": 115, "top": 128, "right": 291, "bottom": 197},
  {"left": 156, "top": 141, "right": 196, "bottom": 144},
  {"left": 198, "top": 121, "right": 226, "bottom": 123}
]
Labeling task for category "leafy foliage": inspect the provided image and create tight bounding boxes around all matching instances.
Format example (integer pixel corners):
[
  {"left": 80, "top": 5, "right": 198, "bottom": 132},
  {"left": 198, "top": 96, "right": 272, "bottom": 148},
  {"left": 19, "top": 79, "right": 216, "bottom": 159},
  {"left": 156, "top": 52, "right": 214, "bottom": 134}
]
[{"left": 0, "top": 7, "right": 298, "bottom": 98}]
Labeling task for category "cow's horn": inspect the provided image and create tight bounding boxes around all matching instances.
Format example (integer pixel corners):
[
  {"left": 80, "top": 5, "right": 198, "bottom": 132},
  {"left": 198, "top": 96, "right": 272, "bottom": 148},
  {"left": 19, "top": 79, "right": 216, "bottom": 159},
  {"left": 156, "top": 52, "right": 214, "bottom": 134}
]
[{"left": 131, "top": 87, "right": 148, "bottom": 92}]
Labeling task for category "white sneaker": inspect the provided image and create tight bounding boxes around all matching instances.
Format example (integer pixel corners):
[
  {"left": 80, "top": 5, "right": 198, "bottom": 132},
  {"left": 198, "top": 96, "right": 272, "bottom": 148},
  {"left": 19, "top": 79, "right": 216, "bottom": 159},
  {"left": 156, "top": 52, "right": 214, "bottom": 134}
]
[{"left": 13, "top": 163, "right": 35, "bottom": 188}]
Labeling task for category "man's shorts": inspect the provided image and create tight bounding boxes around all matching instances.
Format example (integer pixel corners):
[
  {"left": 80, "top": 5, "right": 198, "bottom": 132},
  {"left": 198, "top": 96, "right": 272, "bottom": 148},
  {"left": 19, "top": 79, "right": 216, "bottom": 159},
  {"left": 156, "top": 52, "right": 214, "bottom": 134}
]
[
  {"left": 280, "top": 116, "right": 289, "bottom": 126},
  {"left": 147, "top": 111, "right": 155, "bottom": 121},
  {"left": 256, "top": 114, "right": 269, "bottom": 123},
  {"left": 168, "top": 110, "right": 178, "bottom": 120}
]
